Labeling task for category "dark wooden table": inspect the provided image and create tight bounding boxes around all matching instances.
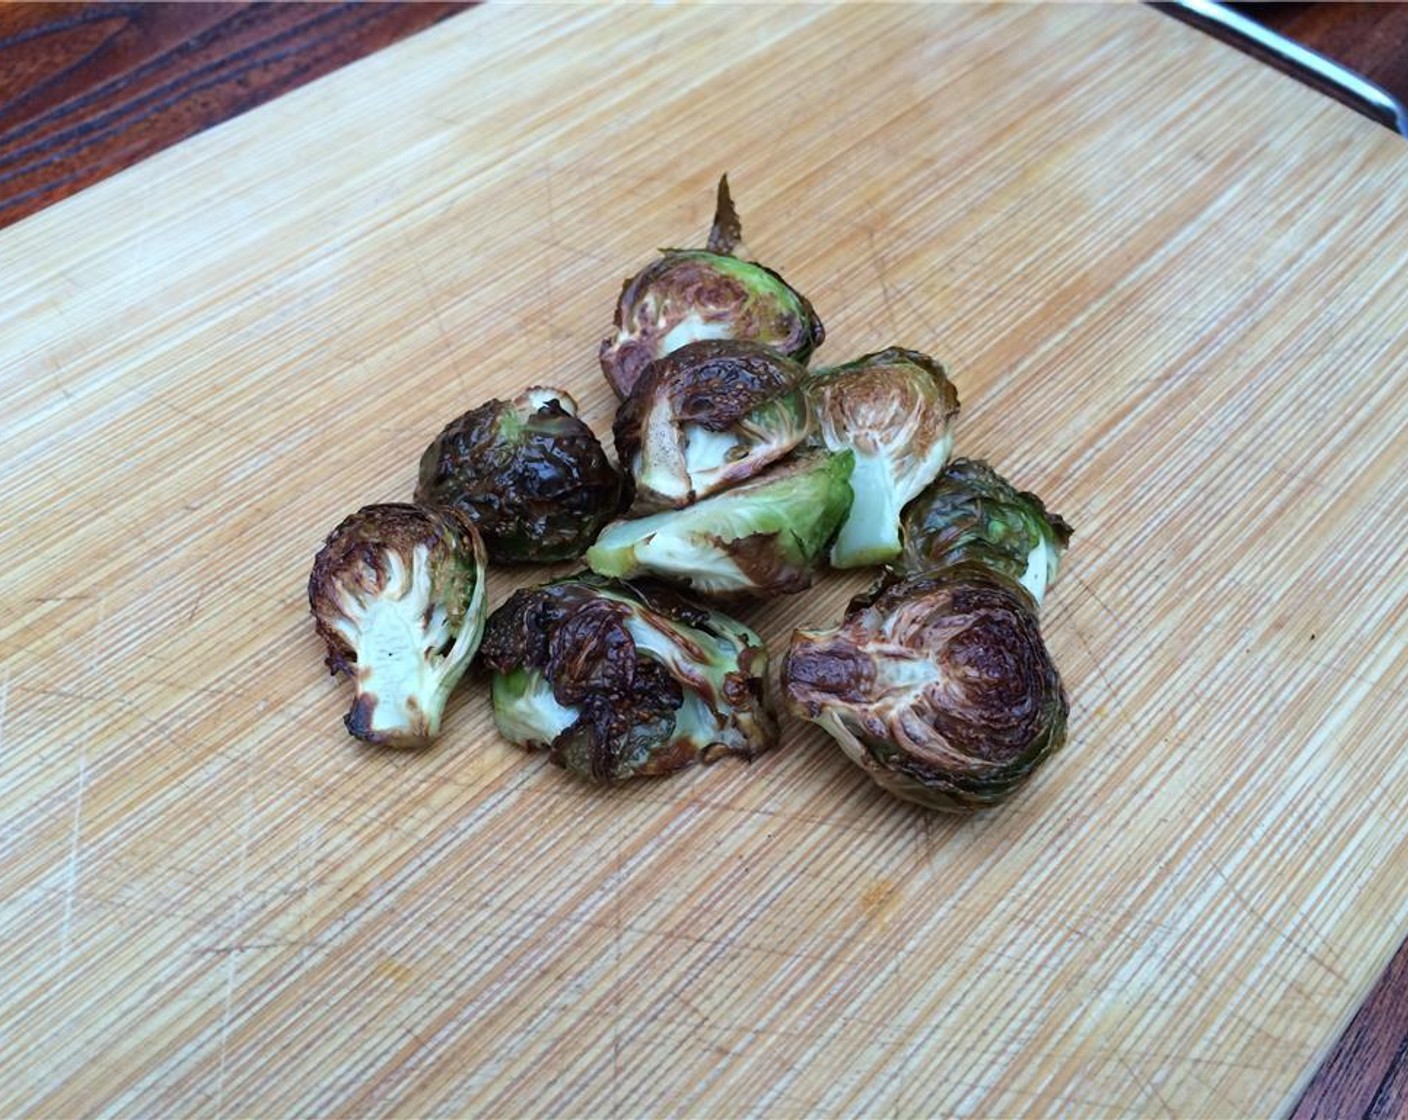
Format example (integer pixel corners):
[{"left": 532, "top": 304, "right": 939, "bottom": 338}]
[
  {"left": 0, "top": 2, "right": 466, "bottom": 228},
  {"left": 2, "top": 3, "right": 1404, "bottom": 1116}
]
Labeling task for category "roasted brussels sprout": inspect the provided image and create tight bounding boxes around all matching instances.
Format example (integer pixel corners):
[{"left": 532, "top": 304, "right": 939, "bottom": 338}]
[
  {"left": 896, "top": 458, "right": 1073, "bottom": 607},
  {"left": 782, "top": 563, "right": 1067, "bottom": 811},
  {"left": 309, "top": 503, "right": 488, "bottom": 747},
  {"left": 599, "top": 176, "right": 824, "bottom": 398},
  {"left": 415, "top": 387, "right": 620, "bottom": 563},
  {"left": 585, "top": 449, "right": 854, "bottom": 599},
  {"left": 479, "top": 573, "right": 777, "bottom": 781},
  {"left": 805, "top": 347, "right": 960, "bottom": 570},
  {"left": 614, "top": 339, "right": 812, "bottom": 513}
]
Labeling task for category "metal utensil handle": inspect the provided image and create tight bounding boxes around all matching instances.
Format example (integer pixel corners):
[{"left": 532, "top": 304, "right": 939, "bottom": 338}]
[{"left": 1156, "top": 0, "right": 1408, "bottom": 137}]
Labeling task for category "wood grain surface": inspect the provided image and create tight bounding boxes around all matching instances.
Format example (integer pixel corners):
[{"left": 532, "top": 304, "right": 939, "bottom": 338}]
[
  {"left": 0, "top": 2, "right": 467, "bottom": 230},
  {"left": 1218, "top": 9, "right": 1408, "bottom": 1114},
  {"left": 1191, "top": 9, "right": 1408, "bottom": 1113},
  {"left": 3, "top": 5, "right": 1408, "bottom": 1116}
]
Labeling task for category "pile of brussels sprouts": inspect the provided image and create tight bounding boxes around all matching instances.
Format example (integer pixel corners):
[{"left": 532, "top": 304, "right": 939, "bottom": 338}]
[{"left": 309, "top": 178, "right": 1072, "bottom": 811}]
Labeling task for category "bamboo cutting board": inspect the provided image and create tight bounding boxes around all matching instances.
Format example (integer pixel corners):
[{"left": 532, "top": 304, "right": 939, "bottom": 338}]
[{"left": 3, "top": 4, "right": 1408, "bottom": 1116}]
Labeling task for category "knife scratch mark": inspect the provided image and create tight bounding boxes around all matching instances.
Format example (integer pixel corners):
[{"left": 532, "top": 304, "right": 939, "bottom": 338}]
[
  {"left": 891, "top": 814, "right": 927, "bottom": 1119},
  {"left": 1070, "top": 623, "right": 1138, "bottom": 743},
  {"left": 15, "top": 684, "right": 111, "bottom": 704},
  {"left": 48, "top": 355, "right": 77, "bottom": 406},
  {"left": 1074, "top": 575, "right": 1124, "bottom": 626},
  {"left": 866, "top": 228, "right": 901, "bottom": 337},
  {"left": 1206, "top": 861, "right": 1346, "bottom": 982},
  {"left": 0, "top": 666, "right": 9, "bottom": 759},
  {"left": 611, "top": 812, "right": 623, "bottom": 1117},
  {"left": 213, "top": 785, "right": 255, "bottom": 1120},
  {"left": 159, "top": 400, "right": 280, "bottom": 460},
  {"left": 57, "top": 750, "right": 88, "bottom": 973},
  {"left": 543, "top": 161, "right": 562, "bottom": 373},
  {"left": 1117, "top": 1055, "right": 1176, "bottom": 1120},
  {"left": 414, "top": 259, "right": 468, "bottom": 398},
  {"left": 299, "top": 821, "right": 321, "bottom": 973},
  {"left": 526, "top": 234, "right": 610, "bottom": 267},
  {"left": 58, "top": 593, "right": 104, "bottom": 977}
]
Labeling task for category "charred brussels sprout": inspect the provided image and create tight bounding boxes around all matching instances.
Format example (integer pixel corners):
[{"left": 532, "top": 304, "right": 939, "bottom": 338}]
[
  {"left": 897, "top": 458, "right": 1073, "bottom": 607},
  {"left": 782, "top": 564, "right": 1067, "bottom": 811},
  {"left": 309, "top": 503, "right": 488, "bottom": 747},
  {"left": 805, "top": 347, "right": 960, "bottom": 570},
  {"left": 415, "top": 387, "right": 620, "bottom": 563},
  {"left": 599, "top": 176, "right": 824, "bottom": 398},
  {"left": 614, "top": 339, "right": 812, "bottom": 513},
  {"left": 585, "top": 449, "right": 854, "bottom": 599},
  {"left": 479, "top": 573, "right": 777, "bottom": 781}
]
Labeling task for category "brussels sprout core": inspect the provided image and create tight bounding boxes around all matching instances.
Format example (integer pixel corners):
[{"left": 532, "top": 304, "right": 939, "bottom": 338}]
[
  {"left": 491, "top": 668, "right": 580, "bottom": 745},
  {"left": 479, "top": 574, "right": 778, "bottom": 782},
  {"left": 309, "top": 503, "right": 488, "bottom": 747},
  {"left": 783, "top": 563, "right": 1068, "bottom": 810},
  {"left": 520, "top": 386, "right": 577, "bottom": 415},
  {"left": 599, "top": 176, "right": 824, "bottom": 398}
]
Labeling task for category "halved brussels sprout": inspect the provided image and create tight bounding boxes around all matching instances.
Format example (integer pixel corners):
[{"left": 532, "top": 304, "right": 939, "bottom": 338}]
[
  {"left": 309, "top": 503, "right": 488, "bottom": 747},
  {"left": 585, "top": 449, "right": 854, "bottom": 599},
  {"left": 805, "top": 347, "right": 960, "bottom": 569},
  {"left": 897, "top": 458, "right": 1072, "bottom": 607},
  {"left": 782, "top": 563, "right": 1068, "bottom": 811},
  {"left": 479, "top": 573, "right": 777, "bottom": 781},
  {"left": 415, "top": 386, "right": 621, "bottom": 563},
  {"left": 599, "top": 176, "right": 824, "bottom": 398},
  {"left": 614, "top": 339, "right": 812, "bottom": 513}
]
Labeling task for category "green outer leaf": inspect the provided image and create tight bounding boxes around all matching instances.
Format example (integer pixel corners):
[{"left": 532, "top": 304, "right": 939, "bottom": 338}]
[
  {"left": 895, "top": 458, "right": 1072, "bottom": 606},
  {"left": 414, "top": 387, "right": 621, "bottom": 563},
  {"left": 585, "top": 450, "right": 854, "bottom": 598}
]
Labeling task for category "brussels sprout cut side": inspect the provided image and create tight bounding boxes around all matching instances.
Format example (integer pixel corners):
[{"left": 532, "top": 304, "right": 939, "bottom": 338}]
[
  {"left": 599, "top": 175, "right": 825, "bottom": 398},
  {"left": 805, "top": 347, "right": 961, "bottom": 570},
  {"left": 896, "top": 458, "right": 1073, "bottom": 607},
  {"left": 586, "top": 449, "right": 855, "bottom": 599},
  {"left": 416, "top": 386, "right": 621, "bottom": 563},
  {"left": 309, "top": 503, "right": 488, "bottom": 747},
  {"left": 783, "top": 564, "right": 1068, "bottom": 811},
  {"left": 479, "top": 574, "right": 778, "bottom": 782},
  {"left": 614, "top": 339, "right": 813, "bottom": 513}
]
